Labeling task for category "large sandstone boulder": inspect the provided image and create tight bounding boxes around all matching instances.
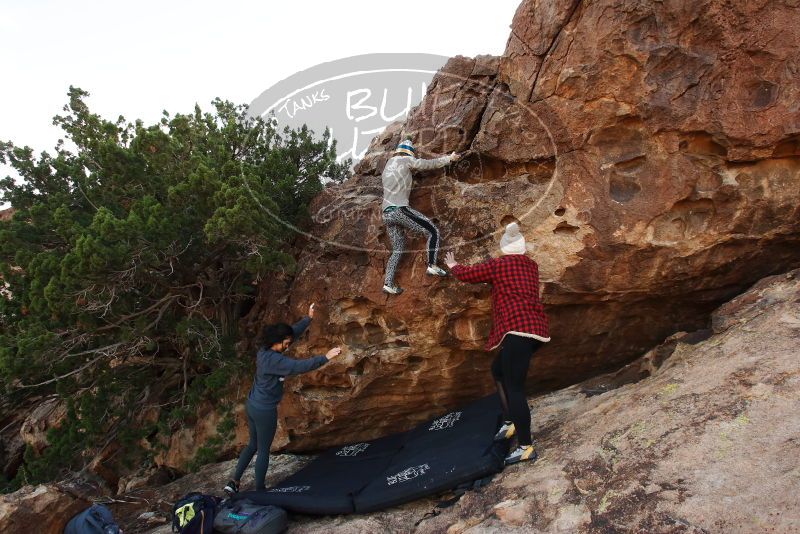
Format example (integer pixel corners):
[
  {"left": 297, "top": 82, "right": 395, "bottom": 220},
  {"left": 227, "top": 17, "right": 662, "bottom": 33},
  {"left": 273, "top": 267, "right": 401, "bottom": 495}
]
[
  {"left": 242, "top": 0, "right": 800, "bottom": 452},
  {"left": 0, "top": 484, "right": 88, "bottom": 534}
]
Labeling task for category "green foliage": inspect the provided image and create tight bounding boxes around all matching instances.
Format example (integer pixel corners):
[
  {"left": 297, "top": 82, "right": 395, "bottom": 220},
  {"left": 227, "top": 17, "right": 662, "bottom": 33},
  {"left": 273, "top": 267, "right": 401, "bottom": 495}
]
[
  {"left": 0, "top": 87, "right": 349, "bottom": 488},
  {"left": 187, "top": 409, "right": 236, "bottom": 472}
]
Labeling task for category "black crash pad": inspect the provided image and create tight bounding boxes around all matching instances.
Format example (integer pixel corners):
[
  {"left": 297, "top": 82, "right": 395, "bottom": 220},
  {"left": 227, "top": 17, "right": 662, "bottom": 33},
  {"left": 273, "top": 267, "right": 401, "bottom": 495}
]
[{"left": 234, "top": 395, "right": 509, "bottom": 514}]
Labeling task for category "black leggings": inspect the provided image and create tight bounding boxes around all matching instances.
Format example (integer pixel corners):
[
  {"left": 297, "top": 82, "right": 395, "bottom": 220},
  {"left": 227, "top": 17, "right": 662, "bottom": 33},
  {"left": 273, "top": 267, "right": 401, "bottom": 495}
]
[
  {"left": 232, "top": 402, "right": 277, "bottom": 490},
  {"left": 491, "top": 334, "right": 543, "bottom": 446}
]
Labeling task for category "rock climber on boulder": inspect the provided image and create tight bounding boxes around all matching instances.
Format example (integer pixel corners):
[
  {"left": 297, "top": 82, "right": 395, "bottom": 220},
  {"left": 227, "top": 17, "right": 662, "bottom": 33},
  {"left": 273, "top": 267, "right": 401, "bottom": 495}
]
[
  {"left": 224, "top": 303, "right": 343, "bottom": 495},
  {"left": 445, "top": 222, "right": 550, "bottom": 465},
  {"left": 381, "top": 138, "right": 461, "bottom": 295}
]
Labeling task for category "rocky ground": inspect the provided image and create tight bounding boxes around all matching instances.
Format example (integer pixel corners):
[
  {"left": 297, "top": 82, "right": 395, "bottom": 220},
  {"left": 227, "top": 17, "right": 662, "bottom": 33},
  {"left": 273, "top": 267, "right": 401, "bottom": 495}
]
[{"left": 91, "top": 268, "right": 799, "bottom": 533}]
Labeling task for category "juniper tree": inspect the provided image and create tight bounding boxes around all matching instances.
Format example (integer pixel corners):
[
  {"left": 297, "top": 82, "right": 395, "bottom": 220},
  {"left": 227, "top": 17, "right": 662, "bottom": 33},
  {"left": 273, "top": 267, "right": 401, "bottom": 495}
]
[{"left": 0, "top": 87, "right": 348, "bottom": 486}]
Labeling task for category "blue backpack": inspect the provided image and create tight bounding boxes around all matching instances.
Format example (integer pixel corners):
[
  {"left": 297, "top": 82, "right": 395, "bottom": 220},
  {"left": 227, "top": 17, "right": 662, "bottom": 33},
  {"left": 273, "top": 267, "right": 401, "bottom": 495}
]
[
  {"left": 214, "top": 499, "right": 288, "bottom": 533},
  {"left": 171, "top": 492, "right": 221, "bottom": 534},
  {"left": 64, "top": 504, "right": 121, "bottom": 534}
]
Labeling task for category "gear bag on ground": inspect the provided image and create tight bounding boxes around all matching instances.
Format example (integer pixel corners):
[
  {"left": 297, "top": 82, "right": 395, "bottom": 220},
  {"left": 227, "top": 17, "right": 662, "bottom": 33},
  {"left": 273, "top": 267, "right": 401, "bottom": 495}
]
[
  {"left": 64, "top": 504, "right": 121, "bottom": 534},
  {"left": 214, "top": 499, "right": 288, "bottom": 533}
]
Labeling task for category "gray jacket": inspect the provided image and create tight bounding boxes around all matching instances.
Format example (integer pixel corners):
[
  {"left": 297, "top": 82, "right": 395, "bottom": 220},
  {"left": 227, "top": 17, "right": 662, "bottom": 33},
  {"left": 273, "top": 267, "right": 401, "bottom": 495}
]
[
  {"left": 246, "top": 317, "right": 328, "bottom": 410},
  {"left": 381, "top": 154, "right": 454, "bottom": 210}
]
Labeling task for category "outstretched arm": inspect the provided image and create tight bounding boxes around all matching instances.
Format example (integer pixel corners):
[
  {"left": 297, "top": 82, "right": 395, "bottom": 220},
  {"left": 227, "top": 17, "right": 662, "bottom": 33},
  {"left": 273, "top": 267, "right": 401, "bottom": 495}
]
[
  {"left": 291, "top": 303, "right": 316, "bottom": 338},
  {"left": 447, "top": 252, "right": 495, "bottom": 284},
  {"left": 407, "top": 152, "right": 458, "bottom": 171},
  {"left": 291, "top": 316, "right": 311, "bottom": 338},
  {"left": 261, "top": 351, "right": 329, "bottom": 377}
]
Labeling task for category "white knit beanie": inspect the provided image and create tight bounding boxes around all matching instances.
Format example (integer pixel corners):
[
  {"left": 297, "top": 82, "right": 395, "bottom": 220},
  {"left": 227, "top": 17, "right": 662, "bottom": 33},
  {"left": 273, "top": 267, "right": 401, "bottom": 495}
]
[{"left": 500, "top": 222, "right": 526, "bottom": 255}]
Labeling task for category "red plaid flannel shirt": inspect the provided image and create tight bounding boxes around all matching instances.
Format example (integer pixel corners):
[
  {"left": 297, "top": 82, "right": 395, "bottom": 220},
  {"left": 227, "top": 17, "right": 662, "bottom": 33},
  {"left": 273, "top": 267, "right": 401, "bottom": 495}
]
[{"left": 451, "top": 254, "right": 550, "bottom": 350}]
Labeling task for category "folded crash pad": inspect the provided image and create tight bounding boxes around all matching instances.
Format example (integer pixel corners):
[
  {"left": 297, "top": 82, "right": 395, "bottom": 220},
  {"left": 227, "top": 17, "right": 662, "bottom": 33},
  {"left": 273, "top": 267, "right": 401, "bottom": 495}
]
[{"left": 234, "top": 395, "right": 509, "bottom": 514}]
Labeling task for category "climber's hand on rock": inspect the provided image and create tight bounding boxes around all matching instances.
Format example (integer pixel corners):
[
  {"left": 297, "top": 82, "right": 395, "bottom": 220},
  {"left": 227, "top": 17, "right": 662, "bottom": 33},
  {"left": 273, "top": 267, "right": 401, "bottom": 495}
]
[
  {"left": 445, "top": 251, "right": 458, "bottom": 268},
  {"left": 308, "top": 302, "right": 316, "bottom": 319},
  {"left": 449, "top": 152, "right": 461, "bottom": 162},
  {"left": 326, "top": 347, "right": 342, "bottom": 361}
]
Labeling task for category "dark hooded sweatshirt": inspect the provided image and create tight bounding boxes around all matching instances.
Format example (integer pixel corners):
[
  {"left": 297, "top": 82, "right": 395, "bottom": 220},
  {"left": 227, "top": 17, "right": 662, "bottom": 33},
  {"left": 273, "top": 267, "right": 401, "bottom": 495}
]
[{"left": 246, "top": 317, "right": 328, "bottom": 410}]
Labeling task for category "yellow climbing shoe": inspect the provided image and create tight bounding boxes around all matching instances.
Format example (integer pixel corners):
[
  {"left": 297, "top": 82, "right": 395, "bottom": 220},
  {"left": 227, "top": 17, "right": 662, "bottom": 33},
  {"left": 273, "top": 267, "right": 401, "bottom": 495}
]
[
  {"left": 505, "top": 445, "right": 537, "bottom": 465},
  {"left": 494, "top": 421, "right": 516, "bottom": 441}
]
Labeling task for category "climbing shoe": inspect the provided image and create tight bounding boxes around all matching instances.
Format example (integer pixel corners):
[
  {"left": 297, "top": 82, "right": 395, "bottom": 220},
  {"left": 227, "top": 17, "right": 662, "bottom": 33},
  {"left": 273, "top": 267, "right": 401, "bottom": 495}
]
[
  {"left": 426, "top": 265, "right": 448, "bottom": 276},
  {"left": 382, "top": 284, "right": 404, "bottom": 295},
  {"left": 223, "top": 479, "right": 240, "bottom": 496},
  {"left": 494, "top": 421, "right": 516, "bottom": 441},
  {"left": 505, "top": 445, "right": 537, "bottom": 466}
]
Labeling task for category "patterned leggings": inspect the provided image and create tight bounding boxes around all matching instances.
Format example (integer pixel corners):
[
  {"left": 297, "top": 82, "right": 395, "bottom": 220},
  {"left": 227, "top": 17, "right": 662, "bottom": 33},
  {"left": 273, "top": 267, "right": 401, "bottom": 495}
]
[{"left": 382, "top": 206, "right": 440, "bottom": 286}]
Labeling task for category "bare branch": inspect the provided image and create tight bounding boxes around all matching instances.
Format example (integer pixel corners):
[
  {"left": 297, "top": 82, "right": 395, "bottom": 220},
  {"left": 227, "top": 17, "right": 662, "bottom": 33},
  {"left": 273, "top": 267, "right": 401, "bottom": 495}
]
[
  {"left": 144, "top": 297, "right": 178, "bottom": 331},
  {"left": 94, "top": 293, "right": 180, "bottom": 333},
  {"left": 18, "top": 354, "right": 105, "bottom": 389},
  {"left": 19, "top": 338, "right": 148, "bottom": 389}
]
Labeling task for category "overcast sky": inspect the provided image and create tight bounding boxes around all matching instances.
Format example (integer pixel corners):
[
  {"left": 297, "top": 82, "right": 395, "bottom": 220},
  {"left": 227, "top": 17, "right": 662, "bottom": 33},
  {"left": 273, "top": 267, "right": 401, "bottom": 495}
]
[{"left": 1, "top": 0, "right": 519, "bottom": 197}]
